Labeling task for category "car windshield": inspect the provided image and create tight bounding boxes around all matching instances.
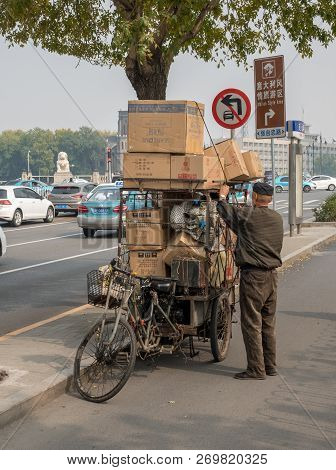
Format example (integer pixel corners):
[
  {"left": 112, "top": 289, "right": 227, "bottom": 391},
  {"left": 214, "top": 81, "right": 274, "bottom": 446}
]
[
  {"left": 0, "top": 189, "right": 7, "bottom": 198},
  {"left": 89, "top": 189, "right": 119, "bottom": 202},
  {"left": 51, "top": 186, "right": 80, "bottom": 194}
]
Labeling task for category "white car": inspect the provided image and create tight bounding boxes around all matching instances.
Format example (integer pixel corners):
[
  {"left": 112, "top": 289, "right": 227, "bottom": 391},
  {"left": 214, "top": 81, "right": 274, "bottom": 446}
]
[
  {"left": 0, "top": 226, "right": 6, "bottom": 257},
  {"left": 308, "top": 175, "right": 336, "bottom": 191},
  {"left": 0, "top": 186, "right": 55, "bottom": 227}
]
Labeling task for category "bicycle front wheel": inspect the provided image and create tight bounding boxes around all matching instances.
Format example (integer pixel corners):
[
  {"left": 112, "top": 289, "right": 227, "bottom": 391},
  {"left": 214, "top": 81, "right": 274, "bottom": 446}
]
[{"left": 74, "top": 317, "right": 136, "bottom": 403}]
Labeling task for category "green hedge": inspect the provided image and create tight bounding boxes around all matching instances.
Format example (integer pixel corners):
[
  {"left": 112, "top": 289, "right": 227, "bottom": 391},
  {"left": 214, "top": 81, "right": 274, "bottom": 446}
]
[{"left": 313, "top": 194, "right": 336, "bottom": 222}]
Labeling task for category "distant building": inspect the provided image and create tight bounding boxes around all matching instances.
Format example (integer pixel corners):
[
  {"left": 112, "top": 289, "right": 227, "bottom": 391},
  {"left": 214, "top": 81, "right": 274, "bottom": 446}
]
[
  {"left": 301, "top": 124, "right": 336, "bottom": 176},
  {"left": 238, "top": 136, "right": 290, "bottom": 175},
  {"left": 238, "top": 124, "right": 336, "bottom": 177}
]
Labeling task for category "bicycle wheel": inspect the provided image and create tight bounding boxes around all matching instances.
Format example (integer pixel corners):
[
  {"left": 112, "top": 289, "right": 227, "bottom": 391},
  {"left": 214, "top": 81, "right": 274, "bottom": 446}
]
[
  {"left": 74, "top": 317, "right": 136, "bottom": 403},
  {"left": 210, "top": 292, "right": 232, "bottom": 362}
]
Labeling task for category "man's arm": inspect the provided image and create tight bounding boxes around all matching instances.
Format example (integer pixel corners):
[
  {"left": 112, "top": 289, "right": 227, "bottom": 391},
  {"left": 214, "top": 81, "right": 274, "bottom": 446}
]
[{"left": 216, "top": 185, "right": 251, "bottom": 234}]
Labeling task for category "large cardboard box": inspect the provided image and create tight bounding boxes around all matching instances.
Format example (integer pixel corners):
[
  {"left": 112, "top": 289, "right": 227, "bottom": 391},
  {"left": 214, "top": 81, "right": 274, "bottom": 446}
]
[
  {"left": 128, "top": 100, "right": 205, "bottom": 154},
  {"left": 129, "top": 250, "right": 167, "bottom": 277},
  {"left": 164, "top": 232, "right": 206, "bottom": 266},
  {"left": 123, "top": 152, "right": 170, "bottom": 180},
  {"left": 126, "top": 209, "right": 166, "bottom": 250},
  {"left": 123, "top": 152, "right": 226, "bottom": 190},
  {"left": 170, "top": 154, "right": 226, "bottom": 189},
  {"left": 242, "top": 151, "right": 264, "bottom": 180},
  {"left": 204, "top": 139, "right": 249, "bottom": 181}
]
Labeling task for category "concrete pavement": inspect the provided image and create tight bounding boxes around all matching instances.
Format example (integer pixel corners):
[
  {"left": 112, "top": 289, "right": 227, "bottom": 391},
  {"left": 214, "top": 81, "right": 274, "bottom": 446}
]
[{"left": 1, "top": 223, "right": 336, "bottom": 446}]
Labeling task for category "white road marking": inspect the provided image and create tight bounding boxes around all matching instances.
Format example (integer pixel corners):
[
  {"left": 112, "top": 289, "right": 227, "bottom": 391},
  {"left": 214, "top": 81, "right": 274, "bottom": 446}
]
[
  {"left": 0, "top": 246, "right": 117, "bottom": 276},
  {"left": 276, "top": 206, "right": 288, "bottom": 210},
  {"left": 303, "top": 200, "right": 319, "bottom": 205},
  {"left": 3, "top": 221, "right": 76, "bottom": 232},
  {"left": 276, "top": 199, "right": 287, "bottom": 204},
  {"left": 7, "top": 233, "right": 81, "bottom": 248}
]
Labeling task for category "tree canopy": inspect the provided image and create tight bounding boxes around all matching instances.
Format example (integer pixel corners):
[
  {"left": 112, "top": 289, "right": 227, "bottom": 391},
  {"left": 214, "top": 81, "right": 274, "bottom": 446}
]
[
  {"left": 0, "top": 1, "right": 335, "bottom": 98},
  {"left": 0, "top": 127, "right": 113, "bottom": 180}
]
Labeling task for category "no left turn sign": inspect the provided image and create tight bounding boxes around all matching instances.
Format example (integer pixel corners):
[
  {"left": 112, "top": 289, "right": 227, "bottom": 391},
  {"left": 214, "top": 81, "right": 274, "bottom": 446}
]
[{"left": 212, "top": 88, "right": 251, "bottom": 129}]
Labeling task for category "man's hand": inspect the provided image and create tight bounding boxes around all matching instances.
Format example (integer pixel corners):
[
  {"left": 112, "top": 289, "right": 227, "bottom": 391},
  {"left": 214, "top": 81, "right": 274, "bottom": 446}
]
[{"left": 219, "top": 184, "right": 230, "bottom": 199}]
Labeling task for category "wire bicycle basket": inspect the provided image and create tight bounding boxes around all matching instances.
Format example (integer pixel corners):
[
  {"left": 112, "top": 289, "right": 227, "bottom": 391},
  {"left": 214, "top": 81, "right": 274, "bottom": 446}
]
[{"left": 87, "top": 267, "right": 129, "bottom": 308}]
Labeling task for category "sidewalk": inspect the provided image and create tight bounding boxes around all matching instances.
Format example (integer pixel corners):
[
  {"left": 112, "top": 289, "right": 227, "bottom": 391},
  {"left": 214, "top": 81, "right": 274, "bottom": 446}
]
[{"left": 1, "top": 224, "right": 336, "bottom": 428}]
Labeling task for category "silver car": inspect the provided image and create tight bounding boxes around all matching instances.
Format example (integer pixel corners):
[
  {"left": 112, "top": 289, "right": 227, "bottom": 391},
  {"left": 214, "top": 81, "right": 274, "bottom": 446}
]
[
  {"left": 0, "top": 226, "right": 7, "bottom": 257},
  {"left": 48, "top": 182, "right": 97, "bottom": 215}
]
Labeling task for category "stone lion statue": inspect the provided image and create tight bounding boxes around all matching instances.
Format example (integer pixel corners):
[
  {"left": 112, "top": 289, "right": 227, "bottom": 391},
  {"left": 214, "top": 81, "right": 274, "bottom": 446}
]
[{"left": 57, "top": 152, "right": 70, "bottom": 173}]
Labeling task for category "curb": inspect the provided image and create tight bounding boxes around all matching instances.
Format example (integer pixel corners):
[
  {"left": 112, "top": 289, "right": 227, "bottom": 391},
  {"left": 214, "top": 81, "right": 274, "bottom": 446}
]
[
  {"left": 279, "top": 230, "right": 336, "bottom": 271},
  {"left": 0, "top": 374, "right": 73, "bottom": 430},
  {"left": 1, "top": 227, "right": 336, "bottom": 429}
]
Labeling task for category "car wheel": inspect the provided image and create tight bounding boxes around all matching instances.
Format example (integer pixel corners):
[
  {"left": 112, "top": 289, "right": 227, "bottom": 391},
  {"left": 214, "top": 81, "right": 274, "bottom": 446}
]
[
  {"left": 328, "top": 184, "right": 335, "bottom": 191},
  {"left": 303, "top": 185, "right": 311, "bottom": 192},
  {"left": 83, "top": 228, "right": 96, "bottom": 238},
  {"left": 11, "top": 209, "right": 23, "bottom": 227},
  {"left": 54, "top": 210, "right": 59, "bottom": 217},
  {"left": 275, "top": 186, "right": 283, "bottom": 193},
  {"left": 44, "top": 206, "right": 54, "bottom": 223}
]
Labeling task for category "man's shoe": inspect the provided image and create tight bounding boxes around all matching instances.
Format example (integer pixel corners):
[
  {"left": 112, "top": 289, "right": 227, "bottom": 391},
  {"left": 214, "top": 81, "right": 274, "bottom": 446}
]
[
  {"left": 266, "top": 368, "right": 278, "bottom": 376},
  {"left": 234, "top": 371, "right": 266, "bottom": 380}
]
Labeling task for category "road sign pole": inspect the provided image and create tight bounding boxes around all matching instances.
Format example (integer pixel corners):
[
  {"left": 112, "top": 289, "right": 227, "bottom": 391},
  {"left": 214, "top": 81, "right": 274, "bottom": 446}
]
[
  {"left": 288, "top": 137, "right": 303, "bottom": 237},
  {"left": 230, "top": 129, "right": 236, "bottom": 139},
  {"left": 288, "top": 138, "right": 296, "bottom": 237},
  {"left": 271, "top": 138, "right": 275, "bottom": 210}
]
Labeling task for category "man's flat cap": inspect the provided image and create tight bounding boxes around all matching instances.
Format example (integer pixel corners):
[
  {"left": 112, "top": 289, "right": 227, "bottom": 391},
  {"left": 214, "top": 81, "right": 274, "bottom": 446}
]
[{"left": 253, "top": 182, "right": 274, "bottom": 195}]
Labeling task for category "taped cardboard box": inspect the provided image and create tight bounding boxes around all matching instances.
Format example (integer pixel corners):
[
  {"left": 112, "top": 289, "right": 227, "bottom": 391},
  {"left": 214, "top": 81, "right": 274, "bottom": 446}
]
[
  {"left": 242, "top": 151, "right": 264, "bottom": 180},
  {"left": 164, "top": 232, "right": 206, "bottom": 266},
  {"left": 128, "top": 100, "right": 205, "bottom": 154},
  {"left": 123, "top": 152, "right": 226, "bottom": 190},
  {"left": 129, "top": 250, "right": 167, "bottom": 277},
  {"left": 123, "top": 152, "right": 171, "bottom": 189},
  {"left": 171, "top": 154, "right": 226, "bottom": 189},
  {"left": 204, "top": 139, "right": 249, "bottom": 181},
  {"left": 126, "top": 209, "right": 166, "bottom": 250}
]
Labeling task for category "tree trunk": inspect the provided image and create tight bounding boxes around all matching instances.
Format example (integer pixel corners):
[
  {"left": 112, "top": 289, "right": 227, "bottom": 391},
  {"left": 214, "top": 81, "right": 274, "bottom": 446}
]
[{"left": 125, "top": 50, "right": 170, "bottom": 100}]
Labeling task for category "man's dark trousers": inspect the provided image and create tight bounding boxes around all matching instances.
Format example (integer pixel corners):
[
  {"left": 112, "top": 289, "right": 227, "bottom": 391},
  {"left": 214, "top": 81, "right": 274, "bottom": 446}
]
[{"left": 239, "top": 269, "right": 278, "bottom": 377}]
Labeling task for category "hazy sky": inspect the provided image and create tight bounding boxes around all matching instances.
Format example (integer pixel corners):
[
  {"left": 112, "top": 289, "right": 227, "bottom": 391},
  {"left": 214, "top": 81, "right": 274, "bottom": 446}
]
[{"left": 1, "top": 38, "right": 335, "bottom": 141}]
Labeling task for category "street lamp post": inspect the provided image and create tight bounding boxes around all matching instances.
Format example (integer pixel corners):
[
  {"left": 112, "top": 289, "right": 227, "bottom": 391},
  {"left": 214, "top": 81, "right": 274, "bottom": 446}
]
[
  {"left": 27, "top": 150, "right": 31, "bottom": 176},
  {"left": 319, "top": 134, "right": 323, "bottom": 174}
]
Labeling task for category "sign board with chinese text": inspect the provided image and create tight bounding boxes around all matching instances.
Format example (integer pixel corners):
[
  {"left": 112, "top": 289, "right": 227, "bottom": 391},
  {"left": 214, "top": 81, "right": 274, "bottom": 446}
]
[
  {"left": 286, "top": 120, "right": 305, "bottom": 140},
  {"left": 254, "top": 56, "right": 286, "bottom": 139},
  {"left": 212, "top": 88, "right": 251, "bottom": 129}
]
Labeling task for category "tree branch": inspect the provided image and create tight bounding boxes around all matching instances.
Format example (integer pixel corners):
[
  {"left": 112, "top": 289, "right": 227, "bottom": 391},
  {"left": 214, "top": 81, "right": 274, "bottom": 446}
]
[
  {"left": 179, "top": 0, "right": 220, "bottom": 45},
  {"left": 113, "top": 0, "right": 135, "bottom": 12}
]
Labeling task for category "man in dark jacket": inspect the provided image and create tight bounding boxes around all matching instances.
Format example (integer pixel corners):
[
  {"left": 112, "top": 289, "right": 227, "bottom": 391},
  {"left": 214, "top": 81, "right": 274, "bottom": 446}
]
[{"left": 217, "top": 182, "right": 283, "bottom": 380}]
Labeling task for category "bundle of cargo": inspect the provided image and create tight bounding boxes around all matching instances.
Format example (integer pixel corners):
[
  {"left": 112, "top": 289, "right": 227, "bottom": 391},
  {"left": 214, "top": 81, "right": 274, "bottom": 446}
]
[
  {"left": 204, "top": 139, "right": 264, "bottom": 181},
  {"left": 122, "top": 99, "right": 262, "bottom": 278},
  {"left": 126, "top": 208, "right": 169, "bottom": 277},
  {"left": 123, "top": 100, "right": 228, "bottom": 190}
]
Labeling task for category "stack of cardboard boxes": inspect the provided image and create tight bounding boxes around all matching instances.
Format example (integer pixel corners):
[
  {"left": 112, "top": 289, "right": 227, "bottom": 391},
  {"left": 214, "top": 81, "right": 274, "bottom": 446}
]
[{"left": 123, "top": 100, "right": 264, "bottom": 276}]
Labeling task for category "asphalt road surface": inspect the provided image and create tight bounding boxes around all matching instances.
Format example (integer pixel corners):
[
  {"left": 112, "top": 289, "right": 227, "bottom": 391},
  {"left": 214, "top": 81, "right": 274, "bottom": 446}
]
[
  {"left": 1, "top": 241, "right": 335, "bottom": 450},
  {"left": 0, "top": 215, "right": 118, "bottom": 335},
  {"left": 0, "top": 189, "right": 331, "bottom": 335}
]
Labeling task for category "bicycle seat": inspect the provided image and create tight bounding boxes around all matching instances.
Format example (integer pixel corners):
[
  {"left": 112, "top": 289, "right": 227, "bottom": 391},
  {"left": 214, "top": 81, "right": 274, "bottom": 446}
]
[{"left": 150, "top": 279, "right": 173, "bottom": 294}]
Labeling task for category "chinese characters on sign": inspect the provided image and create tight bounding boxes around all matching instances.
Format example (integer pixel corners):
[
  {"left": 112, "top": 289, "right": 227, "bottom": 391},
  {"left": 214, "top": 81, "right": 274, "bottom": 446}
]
[{"left": 254, "top": 56, "right": 286, "bottom": 139}]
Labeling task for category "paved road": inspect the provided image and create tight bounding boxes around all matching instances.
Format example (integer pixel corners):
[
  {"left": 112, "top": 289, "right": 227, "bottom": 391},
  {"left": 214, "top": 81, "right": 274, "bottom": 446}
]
[
  {"left": 0, "top": 189, "right": 331, "bottom": 335},
  {"left": 1, "top": 241, "right": 335, "bottom": 450},
  {"left": 273, "top": 189, "right": 328, "bottom": 230},
  {"left": 0, "top": 215, "right": 118, "bottom": 335}
]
